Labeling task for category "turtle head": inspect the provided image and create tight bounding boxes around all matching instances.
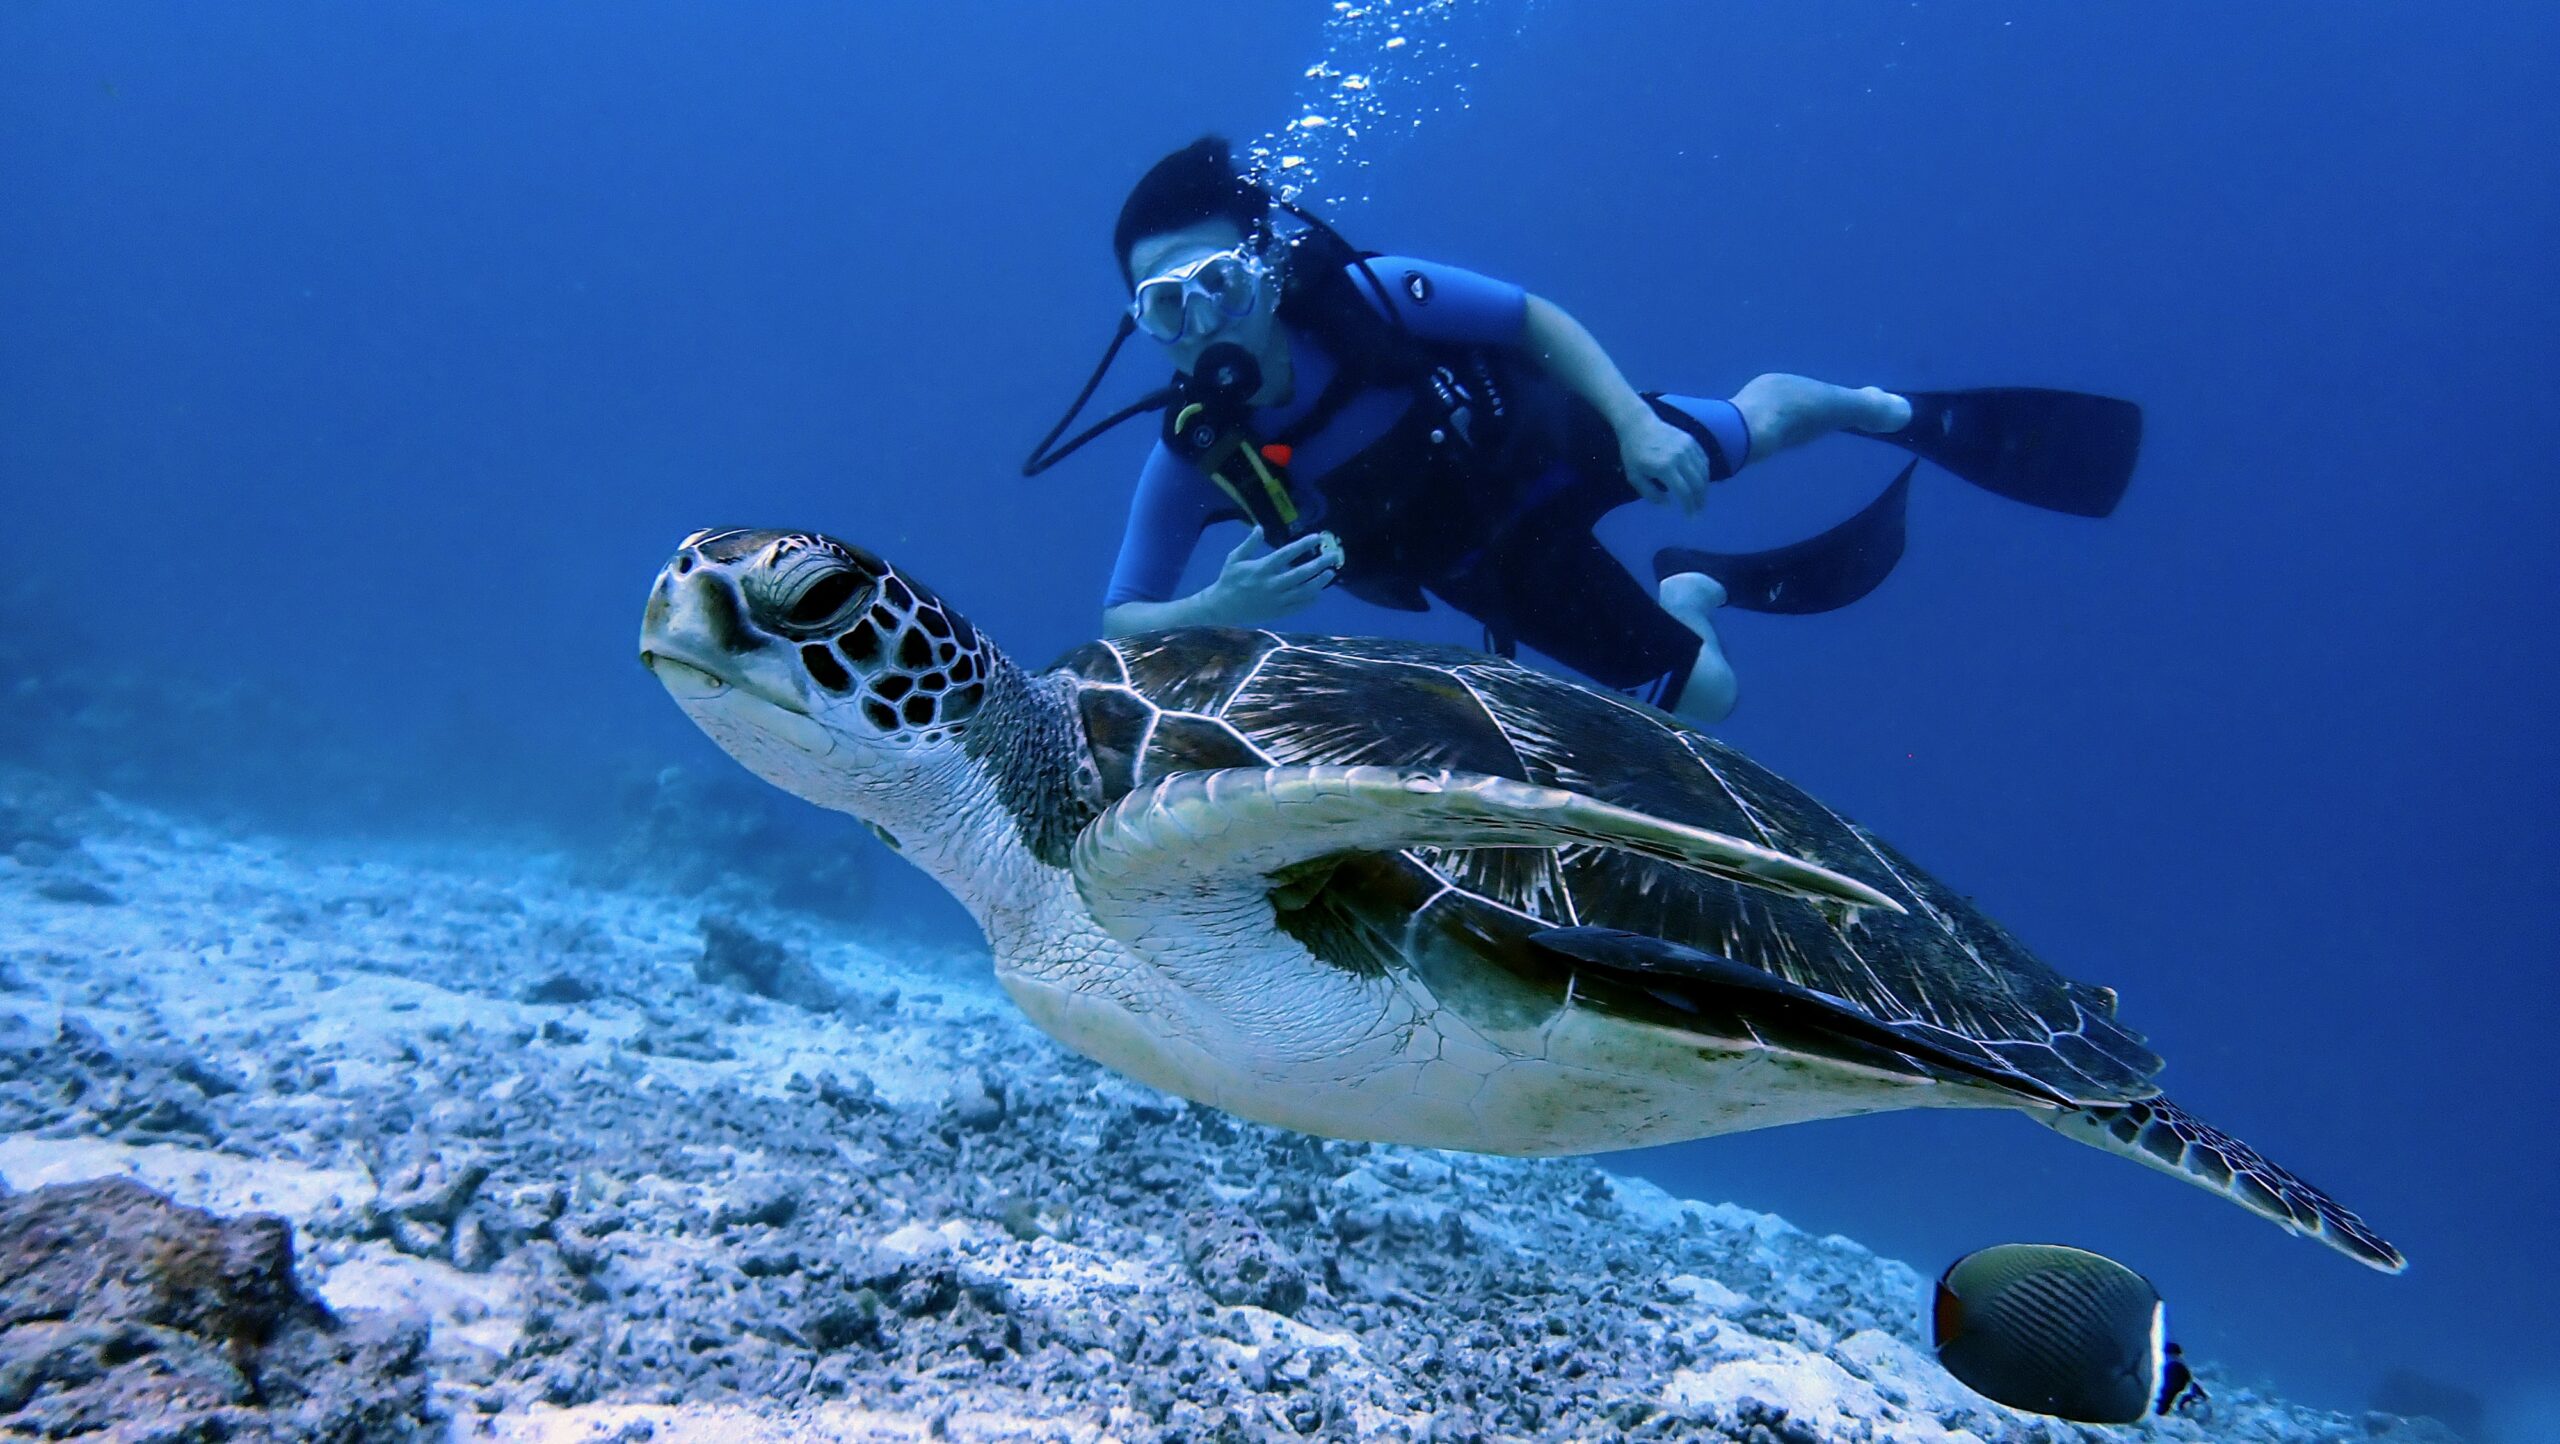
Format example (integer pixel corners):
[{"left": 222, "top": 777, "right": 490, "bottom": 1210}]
[{"left": 641, "top": 529, "right": 998, "bottom": 810}]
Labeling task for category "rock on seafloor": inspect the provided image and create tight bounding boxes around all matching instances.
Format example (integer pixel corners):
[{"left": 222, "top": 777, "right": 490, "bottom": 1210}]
[
  {"left": 0, "top": 770, "right": 2469, "bottom": 1443},
  {"left": 0, "top": 1174, "right": 439, "bottom": 1441}
]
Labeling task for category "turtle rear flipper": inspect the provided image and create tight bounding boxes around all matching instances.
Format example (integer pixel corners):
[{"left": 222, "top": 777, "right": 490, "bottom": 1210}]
[
  {"left": 1069, "top": 766, "right": 1902, "bottom": 928},
  {"left": 2048, "top": 1097, "right": 2405, "bottom": 1273}
]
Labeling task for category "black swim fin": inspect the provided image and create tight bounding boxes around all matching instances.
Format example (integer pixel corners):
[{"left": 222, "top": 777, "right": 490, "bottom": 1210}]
[
  {"left": 1879, "top": 388, "right": 2142, "bottom": 518},
  {"left": 1653, "top": 460, "right": 1914, "bottom": 615}
]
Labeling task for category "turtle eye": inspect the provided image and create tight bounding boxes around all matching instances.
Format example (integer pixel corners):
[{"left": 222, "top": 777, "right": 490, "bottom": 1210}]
[
  {"left": 759, "top": 556, "right": 872, "bottom": 639},
  {"left": 786, "top": 570, "right": 863, "bottom": 629}
]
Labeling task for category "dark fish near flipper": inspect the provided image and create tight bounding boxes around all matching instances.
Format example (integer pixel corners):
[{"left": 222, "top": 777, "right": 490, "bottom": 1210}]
[{"left": 1931, "top": 1243, "right": 2203, "bottom": 1425}]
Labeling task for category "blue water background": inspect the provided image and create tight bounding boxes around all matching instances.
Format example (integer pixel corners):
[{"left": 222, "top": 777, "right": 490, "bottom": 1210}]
[{"left": 5, "top": 0, "right": 2553, "bottom": 1419}]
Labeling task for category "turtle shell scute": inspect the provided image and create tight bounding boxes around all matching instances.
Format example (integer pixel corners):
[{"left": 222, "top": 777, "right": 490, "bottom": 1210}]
[{"left": 1051, "top": 630, "right": 2168, "bottom": 1105}]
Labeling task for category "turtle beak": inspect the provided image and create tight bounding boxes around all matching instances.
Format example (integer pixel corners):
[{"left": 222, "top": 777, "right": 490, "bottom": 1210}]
[
  {"left": 640, "top": 541, "right": 846, "bottom": 760},
  {"left": 640, "top": 555, "right": 801, "bottom": 715},
  {"left": 639, "top": 563, "right": 735, "bottom": 695},
  {"left": 639, "top": 647, "right": 730, "bottom": 701}
]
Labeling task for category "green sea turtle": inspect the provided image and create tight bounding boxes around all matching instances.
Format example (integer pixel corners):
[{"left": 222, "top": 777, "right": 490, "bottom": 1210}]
[{"left": 639, "top": 528, "right": 2402, "bottom": 1272}]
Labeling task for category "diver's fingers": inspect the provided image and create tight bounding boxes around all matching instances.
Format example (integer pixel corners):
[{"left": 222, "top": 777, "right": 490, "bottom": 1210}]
[
  {"left": 1225, "top": 527, "right": 1273, "bottom": 565},
  {"left": 1263, "top": 532, "right": 1330, "bottom": 571},
  {"left": 1672, "top": 440, "right": 1711, "bottom": 514},
  {"left": 1627, "top": 469, "right": 1670, "bottom": 504},
  {"left": 1266, "top": 558, "right": 1334, "bottom": 609},
  {"left": 1275, "top": 568, "right": 1334, "bottom": 607},
  {"left": 1273, "top": 549, "right": 1338, "bottom": 587}
]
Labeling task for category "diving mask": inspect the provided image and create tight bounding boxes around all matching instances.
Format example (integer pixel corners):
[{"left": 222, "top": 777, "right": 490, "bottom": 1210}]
[{"left": 1130, "top": 248, "right": 1264, "bottom": 343}]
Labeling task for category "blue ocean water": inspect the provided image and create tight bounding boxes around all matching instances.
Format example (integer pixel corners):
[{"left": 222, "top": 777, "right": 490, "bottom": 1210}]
[{"left": 4, "top": 0, "right": 2552, "bottom": 1427}]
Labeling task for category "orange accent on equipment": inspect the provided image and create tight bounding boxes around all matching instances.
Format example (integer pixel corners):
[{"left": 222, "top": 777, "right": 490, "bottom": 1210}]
[{"left": 1259, "top": 443, "right": 1295, "bottom": 467}]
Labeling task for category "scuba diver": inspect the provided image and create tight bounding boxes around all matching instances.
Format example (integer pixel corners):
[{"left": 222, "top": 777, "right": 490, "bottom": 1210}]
[{"left": 1025, "top": 137, "right": 2142, "bottom": 723}]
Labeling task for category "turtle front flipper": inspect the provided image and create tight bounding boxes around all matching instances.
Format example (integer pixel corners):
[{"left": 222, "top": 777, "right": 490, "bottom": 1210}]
[
  {"left": 2048, "top": 1097, "right": 2405, "bottom": 1273},
  {"left": 1527, "top": 926, "right": 2074, "bottom": 1105},
  {"left": 1070, "top": 765, "right": 1902, "bottom": 921}
]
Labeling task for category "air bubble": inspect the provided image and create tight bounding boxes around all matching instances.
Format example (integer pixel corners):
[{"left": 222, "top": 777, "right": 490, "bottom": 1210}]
[{"left": 1252, "top": 0, "right": 1500, "bottom": 205}]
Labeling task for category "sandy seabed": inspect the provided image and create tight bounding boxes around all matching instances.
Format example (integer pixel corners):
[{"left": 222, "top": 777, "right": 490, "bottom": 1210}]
[{"left": 0, "top": 778, "right": 2461, "bottom": 1443}]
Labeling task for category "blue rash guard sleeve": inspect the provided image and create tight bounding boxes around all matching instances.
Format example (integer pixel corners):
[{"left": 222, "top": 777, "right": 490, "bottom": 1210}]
[
  {"left": 1104, "top": 440, "right": 1229, "bottom": 609},
  {"left": 1354, "top": 256, "right": 1528, "bottom": 346}
]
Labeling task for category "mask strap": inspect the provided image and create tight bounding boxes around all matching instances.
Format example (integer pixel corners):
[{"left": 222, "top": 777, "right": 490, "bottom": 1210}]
[{"left": 1023, "top": 315, "right": 1180, "bottom": 477}]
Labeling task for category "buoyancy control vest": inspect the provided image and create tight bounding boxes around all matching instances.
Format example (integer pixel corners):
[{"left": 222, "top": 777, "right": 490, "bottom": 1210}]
[{"left": 1166, "top": 228, "right": 1619, "bottom": 611}]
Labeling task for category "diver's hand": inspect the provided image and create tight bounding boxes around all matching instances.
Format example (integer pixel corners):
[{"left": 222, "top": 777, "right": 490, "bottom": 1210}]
[
  {"left": 1208, "top": 527, "right": 1341, "bottom": 622},
  {"left": 1620, "top": 412, "right": 1711, "bottom": 514}
]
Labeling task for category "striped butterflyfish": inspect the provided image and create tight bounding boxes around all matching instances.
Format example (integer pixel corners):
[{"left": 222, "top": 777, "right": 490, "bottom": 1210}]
[{"left": 1930, "top": 1243, "right": 2204, "bottom": 1425}]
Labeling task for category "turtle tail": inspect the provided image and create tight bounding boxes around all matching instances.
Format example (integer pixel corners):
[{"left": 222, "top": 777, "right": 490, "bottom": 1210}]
[{"left": 2046, "top": 1096, "right": 2405, "bottom": 1273}]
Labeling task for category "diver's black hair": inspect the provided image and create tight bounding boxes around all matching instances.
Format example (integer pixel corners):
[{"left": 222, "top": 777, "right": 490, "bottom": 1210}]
[{"left": 1112, "top": 136, "right": 1271, "bottom": 290}]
